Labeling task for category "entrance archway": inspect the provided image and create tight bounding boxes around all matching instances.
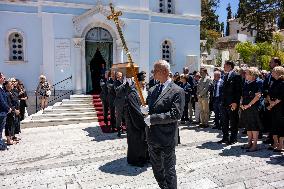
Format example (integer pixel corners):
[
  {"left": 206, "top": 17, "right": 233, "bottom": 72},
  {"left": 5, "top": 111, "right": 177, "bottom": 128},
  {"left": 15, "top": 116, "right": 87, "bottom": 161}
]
[{"left": 85, "top": 27, "right": 113, "bottom": 94}]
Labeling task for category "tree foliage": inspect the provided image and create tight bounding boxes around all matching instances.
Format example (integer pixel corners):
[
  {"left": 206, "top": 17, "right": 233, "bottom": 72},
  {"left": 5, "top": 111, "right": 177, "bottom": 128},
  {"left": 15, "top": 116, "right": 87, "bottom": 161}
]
[
  {"left": 225, "top": 3, "right": 232, "bottom": 36},
  {"left": 237, "top": 0, "right": 282, "bottom": 43},
  {"left": 236, "top": 34, "right": 284, "bottom": 70},
  {"left": 200, "top": 0, "right": 221, "bottom": 53}
]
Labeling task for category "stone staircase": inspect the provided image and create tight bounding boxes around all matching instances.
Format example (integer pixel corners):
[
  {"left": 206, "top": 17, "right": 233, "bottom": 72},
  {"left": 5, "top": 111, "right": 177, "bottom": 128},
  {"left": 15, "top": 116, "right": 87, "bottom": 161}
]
[{"left": 21, "top": 95, "right": 98, "bottom": 129}]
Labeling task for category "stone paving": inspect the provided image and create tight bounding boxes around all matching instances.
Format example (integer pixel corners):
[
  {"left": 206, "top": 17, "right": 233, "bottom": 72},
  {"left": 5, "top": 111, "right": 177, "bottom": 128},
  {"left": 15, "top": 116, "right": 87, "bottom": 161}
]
[{"left": 0, "top": 121, "right": 283, "bottom": 189}]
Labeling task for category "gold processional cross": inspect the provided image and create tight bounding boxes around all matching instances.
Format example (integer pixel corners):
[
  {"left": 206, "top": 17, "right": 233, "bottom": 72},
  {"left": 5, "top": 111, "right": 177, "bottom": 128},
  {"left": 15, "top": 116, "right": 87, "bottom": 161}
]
[{"left": 107, "top": 3, "right": 146, "bottom": 106}]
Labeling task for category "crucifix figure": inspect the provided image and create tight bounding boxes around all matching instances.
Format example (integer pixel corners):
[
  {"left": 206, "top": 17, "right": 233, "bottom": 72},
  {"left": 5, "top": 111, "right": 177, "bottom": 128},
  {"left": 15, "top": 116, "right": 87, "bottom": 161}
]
[{"left": 107, "top": 3, "right": 146, "bottom": 105}]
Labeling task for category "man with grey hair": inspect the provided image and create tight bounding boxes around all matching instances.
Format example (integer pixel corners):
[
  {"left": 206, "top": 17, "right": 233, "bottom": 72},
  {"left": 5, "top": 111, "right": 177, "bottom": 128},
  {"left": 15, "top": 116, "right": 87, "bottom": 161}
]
[{"left": 141, "top": 60, "right": 185, "bottom": 189}]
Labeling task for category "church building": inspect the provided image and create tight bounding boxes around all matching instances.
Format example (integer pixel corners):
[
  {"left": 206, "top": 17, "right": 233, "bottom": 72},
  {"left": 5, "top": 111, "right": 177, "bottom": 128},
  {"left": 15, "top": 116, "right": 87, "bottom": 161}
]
[{"left": 0, "top": 0, "right": 201, "bottom": 94}]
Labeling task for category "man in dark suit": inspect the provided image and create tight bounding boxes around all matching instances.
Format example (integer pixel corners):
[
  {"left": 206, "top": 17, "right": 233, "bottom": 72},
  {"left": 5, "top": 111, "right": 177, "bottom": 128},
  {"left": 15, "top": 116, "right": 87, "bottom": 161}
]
[
  {"left": 141, "top": 60, "right": 185, "bottom": 189},
  {"left": 107, "top": 70, "right": 117, "bottom": 131},
  {"left": 0, "top": 73, "right": 11, "bottom": 150},
  {"left": 212, "top": 70, "right": 224, "bottom": 130},
  {"left": 100, "top": 71, "right": 109, "bottom": 127},
  {"left": 218, "top": 61, "right": 242, "bottom": 145},
  {"left": 114, "top": 71, "right": 126, "bottom": 137}
]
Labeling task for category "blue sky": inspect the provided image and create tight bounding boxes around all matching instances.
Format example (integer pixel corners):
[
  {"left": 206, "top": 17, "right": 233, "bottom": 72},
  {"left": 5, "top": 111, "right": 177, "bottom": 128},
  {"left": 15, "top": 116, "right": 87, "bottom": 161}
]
[{"left": 216, "top": 0, "right": 239, "bottom": 30}]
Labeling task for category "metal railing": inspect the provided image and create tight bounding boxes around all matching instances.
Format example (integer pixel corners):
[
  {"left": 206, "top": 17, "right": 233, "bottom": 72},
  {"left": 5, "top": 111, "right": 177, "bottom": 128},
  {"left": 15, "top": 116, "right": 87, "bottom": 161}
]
[{"left": 35, "top": 76, "right": 73, "bottom": 112}]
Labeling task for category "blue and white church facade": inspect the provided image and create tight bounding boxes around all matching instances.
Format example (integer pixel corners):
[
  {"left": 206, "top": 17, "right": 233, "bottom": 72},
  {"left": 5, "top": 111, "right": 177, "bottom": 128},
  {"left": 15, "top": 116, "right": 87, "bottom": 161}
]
[{"left": 0, "top": 0, "right": 201, "bottom": 94}]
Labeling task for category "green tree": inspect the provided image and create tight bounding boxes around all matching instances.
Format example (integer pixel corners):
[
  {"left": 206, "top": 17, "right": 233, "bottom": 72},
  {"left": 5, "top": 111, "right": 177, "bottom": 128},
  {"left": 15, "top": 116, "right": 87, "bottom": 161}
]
[
  {"left": 238, "top": 0, "right": 282, "bottom": 43},
  {"left": 225, "top": 3, "right": 232, "bottom": 36},
  {"left": 236, "top": 41, "right": 258, "bottom": 64},
  {"left": 200, "top": 0, "right": 221, "bottom": 53},
  {"left": 236, "top": 39, "right": 284, "bottom": 70},
  {"left": 236, "top": 0, "right": 245, "bottom": 18}
]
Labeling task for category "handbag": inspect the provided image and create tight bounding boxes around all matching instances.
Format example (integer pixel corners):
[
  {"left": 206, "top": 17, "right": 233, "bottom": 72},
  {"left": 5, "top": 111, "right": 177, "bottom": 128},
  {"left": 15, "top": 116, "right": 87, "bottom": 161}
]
[{"left": 46, "top": 90, "right": 51, "bottom": 96}]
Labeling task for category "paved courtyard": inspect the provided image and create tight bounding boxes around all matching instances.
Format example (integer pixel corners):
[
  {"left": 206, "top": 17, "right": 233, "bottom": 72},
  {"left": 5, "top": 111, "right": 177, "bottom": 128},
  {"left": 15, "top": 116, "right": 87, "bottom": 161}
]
[{"left": 0, "top": 121, "right": 283, "bottom": 189}]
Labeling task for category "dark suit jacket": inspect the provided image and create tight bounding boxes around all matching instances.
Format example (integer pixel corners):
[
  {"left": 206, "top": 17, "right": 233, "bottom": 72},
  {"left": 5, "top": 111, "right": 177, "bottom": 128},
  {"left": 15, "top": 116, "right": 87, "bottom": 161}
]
[
  {"left": 222, "top": 71, "right": 242, "bottom": 106},
  {"left": 99, "top": 78, "right": 108, "bottom": 102},
  {"left": 0, "top": 87, "right": 10, "bottom": 116},
  {"left": 263, "top": 73, "right": 275, "bottom": 98},
  {"left": 146, "top": 82, "right": 185, "bottom": 146},
  {"left": 107, "top": 79, "right": 116, "bottom": 106},
  {"left": 114, "top": 81, "right": 127, "bottom": 112}
]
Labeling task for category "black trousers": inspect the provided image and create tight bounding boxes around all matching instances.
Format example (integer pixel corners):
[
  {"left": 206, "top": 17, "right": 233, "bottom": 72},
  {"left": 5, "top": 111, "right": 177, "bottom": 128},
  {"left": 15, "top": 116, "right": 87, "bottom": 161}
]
[
  {"left": 148, "top": 143, "right": 177, "bottom": 189},
  {"left": 181, "top": 100, "right": 189, "bottom": 121},
  {"left": 221, "top": 106, "right": 239, "bottom": 141},
  {"left": 109, "top": 103, "right": 116, "bottom": 129},
  {"left": 102, "top": 100, "right": 109, "bottom": 124},
  {"left": 213, "top": 97, "right": 222, "bottom": 128}
]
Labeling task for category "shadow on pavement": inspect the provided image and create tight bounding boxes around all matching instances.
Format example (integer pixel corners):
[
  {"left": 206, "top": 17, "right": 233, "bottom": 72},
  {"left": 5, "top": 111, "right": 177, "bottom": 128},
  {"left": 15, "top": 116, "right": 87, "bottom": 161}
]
[
  {"left": 219, "top": 145, "right": 280, "bottom": 159},
  {"left": 266, "top": 155, "right": 284, "bottom": 166},
  {"left": 196, "top": 141, "right": 226, "bottom": 151},
  {"left": 83, "top": 126, "right": 126, "bottom": 142},
  {"left": 99, "top": 157, "right": 149, "bottom": 176}
]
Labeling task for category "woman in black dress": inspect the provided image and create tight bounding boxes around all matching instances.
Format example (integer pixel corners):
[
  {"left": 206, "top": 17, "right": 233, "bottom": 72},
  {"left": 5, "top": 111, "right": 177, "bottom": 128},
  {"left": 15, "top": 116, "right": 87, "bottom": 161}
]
[
  {"left": 239, "top": 67, "right": 262, "bottom": 152},
  {"left": 3, "top": 81, "right": 20, "bottom": 145},
  {"left": 267, "top": 66, "right": 284, "bottom": 152},
  {"left": 18, "top": 81, "right": 28, "bottom": 121}
]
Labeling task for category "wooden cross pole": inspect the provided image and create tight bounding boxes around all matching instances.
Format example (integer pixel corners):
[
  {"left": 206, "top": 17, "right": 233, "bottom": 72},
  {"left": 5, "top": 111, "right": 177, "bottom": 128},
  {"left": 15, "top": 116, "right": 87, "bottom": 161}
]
[{"left": 107, "top": 3, "right": 146, "bottom": 106}]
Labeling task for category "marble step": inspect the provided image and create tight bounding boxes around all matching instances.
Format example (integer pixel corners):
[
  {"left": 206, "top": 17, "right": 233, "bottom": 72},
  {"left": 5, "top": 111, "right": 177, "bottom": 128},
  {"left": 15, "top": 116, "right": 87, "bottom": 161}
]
[
  {"left": 30, "top": 112, "right": 97, "bottom": 120},
  {"left": 70, "top": 95, "right": 93, "bottom": 100},
  {"left": 43, "top": 107, "right": 96, "bottom": 114},
  {"left": 21, "top": 116, "right": 98, "bottom": 128},
  {"left": 52, "top": 103, "right": 94, "bottom": 109},
  {"left": 61, "top": 99, "right": 94, "bottom": 105}
]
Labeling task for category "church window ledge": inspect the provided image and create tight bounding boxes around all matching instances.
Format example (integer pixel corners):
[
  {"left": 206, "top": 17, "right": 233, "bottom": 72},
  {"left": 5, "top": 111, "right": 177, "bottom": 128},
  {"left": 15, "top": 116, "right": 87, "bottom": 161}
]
[{"left": 5, "top": 60, "right": 27, "bottom": 64}]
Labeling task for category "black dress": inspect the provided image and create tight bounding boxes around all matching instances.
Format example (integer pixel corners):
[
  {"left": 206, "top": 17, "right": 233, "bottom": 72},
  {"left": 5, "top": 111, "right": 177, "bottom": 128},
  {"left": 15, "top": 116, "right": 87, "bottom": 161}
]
[
  {"left": 5, "top": 91, "right": 15, "bottom": 137},
  {"left": 18, "top": 89, "right": 28, "bottom": 121},
  {"left": 239, "top": 80, "right": 262, "bottom": 131},
  {"left": 269, "top": 78, "right": 284, "bottom": 137},
  {"left": 124, "top": 83, "right": 148, "bottom": 166}
]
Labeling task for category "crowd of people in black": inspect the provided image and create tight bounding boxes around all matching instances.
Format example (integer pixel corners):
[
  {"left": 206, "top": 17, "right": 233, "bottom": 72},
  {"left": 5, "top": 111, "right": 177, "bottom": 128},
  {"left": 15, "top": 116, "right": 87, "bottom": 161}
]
[
  {"left": 99, "top": 57, "right": 284, "bottom": 166},
  {"left": 168, "top": 57, "right": 284, "bottom": 153},
  {"left": 0, "top": 73, "right": 53, "bottom": 150},
  {"left": 0, "top": 74, "right": 28, "bottom": 150}
]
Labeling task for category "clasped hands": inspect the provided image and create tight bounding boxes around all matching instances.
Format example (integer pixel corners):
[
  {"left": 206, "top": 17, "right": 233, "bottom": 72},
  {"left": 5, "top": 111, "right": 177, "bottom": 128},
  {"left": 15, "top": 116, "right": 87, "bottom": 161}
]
[
  {"left": 240, "top": 104, "right": 251, "bottom": 110},
  {"left": 140, "top": 105, "right": 151, "bottom": 126}
]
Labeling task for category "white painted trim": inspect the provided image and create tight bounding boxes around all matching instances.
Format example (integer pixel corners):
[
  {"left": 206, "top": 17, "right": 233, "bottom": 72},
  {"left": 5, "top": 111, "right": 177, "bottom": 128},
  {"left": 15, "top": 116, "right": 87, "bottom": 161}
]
[
  {"left": 4, "top": 60, "right": 27, "bottom": 64},
  {"left": 5, "top": 28, "right": 28, "bottom": 63},
  {"left": 0, "top": 1, "right": 201, "bottom": 20}
]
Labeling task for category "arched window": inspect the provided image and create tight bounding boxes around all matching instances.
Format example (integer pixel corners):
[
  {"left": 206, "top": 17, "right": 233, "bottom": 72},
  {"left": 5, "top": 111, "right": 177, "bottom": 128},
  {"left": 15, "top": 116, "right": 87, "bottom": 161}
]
[
  {"left": 162, "top": 40, "right": 172, "bottom": 65},
  {"left": 9, "top": 32, "right": 24, "bottom": 61},
  {"left": 159, "top": 0, "right": 174, "bottom": 14}
]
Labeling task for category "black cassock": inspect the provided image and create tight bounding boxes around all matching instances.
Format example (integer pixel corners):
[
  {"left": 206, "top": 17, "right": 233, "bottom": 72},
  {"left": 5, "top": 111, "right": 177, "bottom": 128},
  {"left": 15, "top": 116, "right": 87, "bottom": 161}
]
[{"left": 124, "top": 83, "right": 148, "bottom": 167}]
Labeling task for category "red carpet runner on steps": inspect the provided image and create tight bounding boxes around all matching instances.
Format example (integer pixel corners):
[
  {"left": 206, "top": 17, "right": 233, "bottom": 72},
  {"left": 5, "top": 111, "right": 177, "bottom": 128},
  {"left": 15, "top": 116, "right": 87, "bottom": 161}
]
[
  {"left": 92, "top": 94, "right": 112, "bottom": 133},
  {"left": 92, "top": 94, "right": 126, "bottom": 133}
]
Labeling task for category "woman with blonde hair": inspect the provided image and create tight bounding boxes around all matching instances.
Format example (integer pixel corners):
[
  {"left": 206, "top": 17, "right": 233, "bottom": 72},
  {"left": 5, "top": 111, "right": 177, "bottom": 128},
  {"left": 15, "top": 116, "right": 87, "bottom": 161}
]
[
  {"left": 267, "top": 66, "right": 284, "bottom": 152},
  {"left": 239, "top": 67, "right": 263, "bottom": 151},
  {"left": 36, "top": 75, "right": 51, "bottom": 110}
]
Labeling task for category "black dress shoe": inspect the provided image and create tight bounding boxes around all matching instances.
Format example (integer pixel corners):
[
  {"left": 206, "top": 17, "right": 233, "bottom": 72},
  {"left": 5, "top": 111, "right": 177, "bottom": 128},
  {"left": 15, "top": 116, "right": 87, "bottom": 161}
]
[
  {"left": 212, "top": 126, "right": 220, "bottom": 129},
  {"left": 217, "top": 139, "right": 229, "bottom": 144},
  {"left": 263, "top": 139, "right": 273, "bottom": 144},
  {"left": 117, "top": 132, "right": 121, "bottom": 137},
  {"left": 228, "top": 139, "right": 237, "bottom": 145}
]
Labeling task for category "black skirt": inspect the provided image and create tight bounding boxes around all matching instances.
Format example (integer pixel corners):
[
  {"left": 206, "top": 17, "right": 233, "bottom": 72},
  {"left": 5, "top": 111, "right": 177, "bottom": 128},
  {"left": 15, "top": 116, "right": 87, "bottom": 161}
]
[
  {"left": 239, "top": 105, "right": 263, "bottom": 131},
  {"left": 270, "top": 103, "right": 284, "bottom": 137}
]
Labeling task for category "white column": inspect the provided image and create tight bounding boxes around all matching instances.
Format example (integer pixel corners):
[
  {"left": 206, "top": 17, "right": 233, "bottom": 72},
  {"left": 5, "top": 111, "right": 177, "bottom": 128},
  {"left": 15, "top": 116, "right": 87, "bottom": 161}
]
[
  {"left": 41, "top": 13, "right": 55, "bottom": 84},
  {"left": 139, "top": 20, "right": 150, "bottom": 82},
  {"left": 72, "top": 38, "right": 84, "bottom": 94}
]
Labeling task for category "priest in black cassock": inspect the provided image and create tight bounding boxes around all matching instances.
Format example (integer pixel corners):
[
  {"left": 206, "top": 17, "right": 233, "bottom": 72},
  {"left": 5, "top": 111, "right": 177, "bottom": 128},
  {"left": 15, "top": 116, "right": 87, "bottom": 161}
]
[{"left": 123, "top": 79, "right": 148, "bottom": 167}]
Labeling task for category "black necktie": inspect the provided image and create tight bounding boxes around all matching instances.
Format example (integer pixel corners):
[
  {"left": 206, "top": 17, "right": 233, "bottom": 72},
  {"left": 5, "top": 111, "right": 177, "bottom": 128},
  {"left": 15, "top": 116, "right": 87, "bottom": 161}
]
[
  {"left": 155, "top": 84, "right": 164, "bottom": 100},
  {"left": 214, "top": 81, "right": 218, "bottom": 97},
  {"left": 224, "top": 74, "right": 229, "bottom": 82}
]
